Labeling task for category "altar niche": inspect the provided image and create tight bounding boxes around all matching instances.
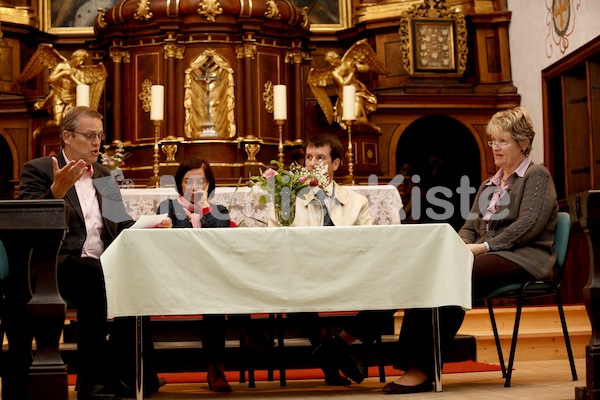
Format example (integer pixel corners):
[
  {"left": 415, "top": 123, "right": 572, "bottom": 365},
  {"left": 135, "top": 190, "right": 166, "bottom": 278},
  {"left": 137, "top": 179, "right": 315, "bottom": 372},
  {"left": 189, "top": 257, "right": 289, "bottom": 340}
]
[{"left": 184, "top": 50, "right": 235, "bottom": 139}]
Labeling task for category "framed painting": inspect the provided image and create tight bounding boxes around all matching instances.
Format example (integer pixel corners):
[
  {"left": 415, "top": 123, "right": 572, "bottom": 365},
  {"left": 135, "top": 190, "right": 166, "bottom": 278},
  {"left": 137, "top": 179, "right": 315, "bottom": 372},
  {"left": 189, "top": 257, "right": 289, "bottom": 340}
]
[
  {"left": 291, "top": 0, "right": 349, "bottom": 32},
  {"left": 42, "top": 0, "right": 118, "bottom": 34},
  {"left": 411, "top": 18, "right": 457, "bottom": 73}
]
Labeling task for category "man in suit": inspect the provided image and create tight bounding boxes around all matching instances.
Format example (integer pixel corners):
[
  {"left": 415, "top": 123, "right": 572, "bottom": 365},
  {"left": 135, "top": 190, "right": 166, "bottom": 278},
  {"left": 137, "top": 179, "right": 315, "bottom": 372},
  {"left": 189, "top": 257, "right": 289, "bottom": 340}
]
[
  {"left": 291, "top": 134, "right": 371, "bottom": 227},
  {"left": 18, "top": 106, "right": 171, "bottom": 400},
  {"left": 270, "top": 133, "right": 395, "bottom": 385}
]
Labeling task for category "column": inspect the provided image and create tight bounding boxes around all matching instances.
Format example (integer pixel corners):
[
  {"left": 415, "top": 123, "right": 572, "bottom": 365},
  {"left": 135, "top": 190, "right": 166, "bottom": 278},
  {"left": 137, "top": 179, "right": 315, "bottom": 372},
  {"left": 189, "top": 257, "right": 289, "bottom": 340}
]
[
  {"left": 164, "top": 44, "right": 178, "bottom": 138},
  {"left": 109, "top": 49, "right": 124, "bottom": 143},
  {"left": 243, "top": 37, "right": 257, "bottom": 139},
  {"left": 121, "top": 52, "right": 132, "bottom": 142},
  {"left": 235, "top": 46, "right": 245, "bottom": 140},
  {"left": 289, "top": 49, "right": 305, "bottom": 144}
]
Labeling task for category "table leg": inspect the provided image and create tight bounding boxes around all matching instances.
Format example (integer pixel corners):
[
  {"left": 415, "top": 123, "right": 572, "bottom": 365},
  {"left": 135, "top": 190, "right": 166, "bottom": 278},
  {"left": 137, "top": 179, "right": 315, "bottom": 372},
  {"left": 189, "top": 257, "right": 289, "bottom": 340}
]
[
  {"left": 432, "top": 308, "right": 442, "bottom": 392},
  {"left": 136, "top": 316, "right": 144, "bottom": 400}
]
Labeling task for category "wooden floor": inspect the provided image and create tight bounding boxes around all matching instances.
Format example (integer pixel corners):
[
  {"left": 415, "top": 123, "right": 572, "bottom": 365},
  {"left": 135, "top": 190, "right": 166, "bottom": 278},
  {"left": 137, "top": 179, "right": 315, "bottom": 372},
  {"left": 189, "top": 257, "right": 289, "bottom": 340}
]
[{"left": 66, "top": 358, "right": 585, "bottom": 400}]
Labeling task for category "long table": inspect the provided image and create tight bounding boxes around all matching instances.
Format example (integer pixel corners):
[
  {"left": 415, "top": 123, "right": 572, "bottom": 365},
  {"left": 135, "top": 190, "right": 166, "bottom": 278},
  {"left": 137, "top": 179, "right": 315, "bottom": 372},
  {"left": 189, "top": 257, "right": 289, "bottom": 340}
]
[
  {"left": 120, "top": 185, "right": 403, "bottom": 226},
  {"left": 101, "top": 224, "right": 473, "bottom": 397}
]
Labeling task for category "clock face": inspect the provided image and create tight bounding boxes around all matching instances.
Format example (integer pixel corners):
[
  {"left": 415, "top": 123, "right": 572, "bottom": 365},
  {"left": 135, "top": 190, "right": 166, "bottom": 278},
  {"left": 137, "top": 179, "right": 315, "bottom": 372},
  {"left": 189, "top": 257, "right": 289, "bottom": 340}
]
[{"left": 552, "top": 0, "right": 571, "bottom": 37}]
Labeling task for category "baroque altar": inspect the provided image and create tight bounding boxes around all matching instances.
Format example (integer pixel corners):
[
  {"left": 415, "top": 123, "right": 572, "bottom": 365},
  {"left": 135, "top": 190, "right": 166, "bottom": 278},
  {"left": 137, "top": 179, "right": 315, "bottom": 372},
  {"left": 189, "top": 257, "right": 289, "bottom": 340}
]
[{"left": 91, "top": 0, "right": 314, "bottom": 185}]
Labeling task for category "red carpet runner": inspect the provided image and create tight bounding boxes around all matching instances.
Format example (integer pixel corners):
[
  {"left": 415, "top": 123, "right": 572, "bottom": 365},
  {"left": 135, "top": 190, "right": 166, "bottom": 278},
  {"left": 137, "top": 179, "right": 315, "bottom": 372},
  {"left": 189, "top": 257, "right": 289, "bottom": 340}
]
[{"left": 67, "top": 361, "right": 501, "bottom": 385}]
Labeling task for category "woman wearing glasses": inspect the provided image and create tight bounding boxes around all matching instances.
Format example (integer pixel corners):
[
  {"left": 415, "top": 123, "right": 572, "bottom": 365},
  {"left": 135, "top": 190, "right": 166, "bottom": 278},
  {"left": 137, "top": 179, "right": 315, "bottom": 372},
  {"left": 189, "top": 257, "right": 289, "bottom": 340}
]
[
  {"left": 157, "top": 157, "right": 270, "bottom": 393},
  {"left": 156, "top": 157, "right": 234, "bottom": 392},
  {"left": 383, "top": 107, "right": 559, "bottom": 394},
  {"left": 157, "top": 157, "right": 233, "bottom": 229}
]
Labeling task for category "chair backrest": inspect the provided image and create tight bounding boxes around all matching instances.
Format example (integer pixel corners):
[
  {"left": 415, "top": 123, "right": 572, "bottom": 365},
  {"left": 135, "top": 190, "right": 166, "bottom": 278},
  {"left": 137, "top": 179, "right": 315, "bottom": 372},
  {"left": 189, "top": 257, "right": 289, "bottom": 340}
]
[
  {"left": 0, "top": 239, "right": 8, "bottom": 281},
  {"left": 554, "top": 212, "right": 571, "bottom": 269}
]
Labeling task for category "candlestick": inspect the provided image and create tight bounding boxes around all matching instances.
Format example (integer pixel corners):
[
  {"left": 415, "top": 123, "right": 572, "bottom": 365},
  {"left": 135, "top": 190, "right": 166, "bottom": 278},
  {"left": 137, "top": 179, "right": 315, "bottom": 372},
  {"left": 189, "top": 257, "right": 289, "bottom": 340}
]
[
  {"left": 342, "top": 85, "right": 356, "bottom": 121},
  {"left": 344, "top": 120, "right": 356, "bottom": 185},
  {"left": 273, "top": 85, "right": 287, "bottom": 120},
  {"left": 148, "top": 120, "right": 161, "bottom": 188},
  {"left": 150, "top": 85, "right": 164, "bottom": 121},
  {"left": 276, "top": 120, "right": 285, "bottom": 165},
  {"left": 76, "top": 84, "right": 90, "bottom": 107}
]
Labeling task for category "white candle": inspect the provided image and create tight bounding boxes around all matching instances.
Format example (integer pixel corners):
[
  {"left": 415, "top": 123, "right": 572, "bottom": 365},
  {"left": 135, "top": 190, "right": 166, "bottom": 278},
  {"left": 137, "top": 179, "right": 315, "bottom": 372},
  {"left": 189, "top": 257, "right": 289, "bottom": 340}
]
[
  {"left": 76, "top": 84, "right": 90, "bottom": 107},
  {"left": 150, "top": 85, "right": 164, "bottom": 121},
  {"left": 273, "top": 85, "right": 287, "bottom": 120},
  {"left": 342, "top": 85, "right": 356, "bottom": 121}
]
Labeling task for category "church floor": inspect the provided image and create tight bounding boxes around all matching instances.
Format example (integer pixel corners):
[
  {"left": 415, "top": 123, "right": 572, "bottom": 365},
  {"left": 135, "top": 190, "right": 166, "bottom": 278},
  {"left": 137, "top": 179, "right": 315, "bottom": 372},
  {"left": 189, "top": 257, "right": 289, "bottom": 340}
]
[{"left": 68, "top": 358, "right": 586, "bottom": 400}]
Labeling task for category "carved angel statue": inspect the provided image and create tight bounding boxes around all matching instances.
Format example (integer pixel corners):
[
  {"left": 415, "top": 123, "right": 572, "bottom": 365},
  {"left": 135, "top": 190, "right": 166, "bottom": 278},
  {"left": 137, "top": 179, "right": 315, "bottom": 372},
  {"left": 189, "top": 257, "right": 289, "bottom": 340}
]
[
  {"left": 17, "top": 44, "right": 107, "bottom": 126},
  {"left": 308, "top": 38, "right": 389, "bottom": 132}
]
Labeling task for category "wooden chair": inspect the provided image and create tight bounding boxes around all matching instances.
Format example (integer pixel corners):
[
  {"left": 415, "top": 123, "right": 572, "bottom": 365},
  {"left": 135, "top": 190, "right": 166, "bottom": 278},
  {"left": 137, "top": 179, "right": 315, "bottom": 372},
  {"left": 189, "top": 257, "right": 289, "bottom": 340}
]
[{"left": 483, "top": 211, "right": 578, "bottom": 387}]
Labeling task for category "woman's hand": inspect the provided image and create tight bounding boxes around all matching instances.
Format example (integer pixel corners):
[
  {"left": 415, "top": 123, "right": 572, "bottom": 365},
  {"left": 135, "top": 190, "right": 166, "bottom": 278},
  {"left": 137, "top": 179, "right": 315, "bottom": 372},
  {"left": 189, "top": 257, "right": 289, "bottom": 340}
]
[
  {"left": 466, "top": 243, "right": 487, "bottom": 257},
  {"left": 194, "top": 187, "right": 210, "bottom": 209},
  {"left": 155, "top": 217, "right": 173, "bottom": 229}
]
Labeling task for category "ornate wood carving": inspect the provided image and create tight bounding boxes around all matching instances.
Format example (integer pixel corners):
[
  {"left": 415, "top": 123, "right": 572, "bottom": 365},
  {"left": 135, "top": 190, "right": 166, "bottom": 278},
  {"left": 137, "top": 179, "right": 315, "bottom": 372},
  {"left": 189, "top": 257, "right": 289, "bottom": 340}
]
[
  {"left": 134, "top": 0, "right": 153, "bottom": 20},
  {"left": 198, "top": 0, "right": 223, "bottom": 22},
  {"left": 399, "top": 0, "right": 468, "bottom": 76}
]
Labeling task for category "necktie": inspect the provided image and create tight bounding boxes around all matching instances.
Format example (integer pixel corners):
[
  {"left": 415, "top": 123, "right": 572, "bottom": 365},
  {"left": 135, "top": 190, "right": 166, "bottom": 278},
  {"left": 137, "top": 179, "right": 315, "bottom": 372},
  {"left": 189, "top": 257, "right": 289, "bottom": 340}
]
[
  {"left": 87, "top": 165, "right": 93, "bottom": 177},
  {"left": 316, "top": 190, "right": 335, "bottom": 227}
]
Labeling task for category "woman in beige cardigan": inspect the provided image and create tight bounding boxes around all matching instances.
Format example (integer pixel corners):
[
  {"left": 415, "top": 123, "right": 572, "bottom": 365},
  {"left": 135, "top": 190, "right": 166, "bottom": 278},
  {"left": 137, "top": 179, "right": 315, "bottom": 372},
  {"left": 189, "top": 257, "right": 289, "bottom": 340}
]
[{"left": 383, "top": 107, "right": 559, "bottom": 394}]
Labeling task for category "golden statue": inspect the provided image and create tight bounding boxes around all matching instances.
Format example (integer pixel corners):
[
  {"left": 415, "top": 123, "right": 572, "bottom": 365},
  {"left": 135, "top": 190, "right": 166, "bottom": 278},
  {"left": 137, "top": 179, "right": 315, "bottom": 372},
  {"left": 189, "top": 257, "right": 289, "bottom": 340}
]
[
  {"left": 308, "top": 38, "right": 389, "bottom": 132},
  {"left": 17, "top": 44, "right": 107, "bottom": 126}
]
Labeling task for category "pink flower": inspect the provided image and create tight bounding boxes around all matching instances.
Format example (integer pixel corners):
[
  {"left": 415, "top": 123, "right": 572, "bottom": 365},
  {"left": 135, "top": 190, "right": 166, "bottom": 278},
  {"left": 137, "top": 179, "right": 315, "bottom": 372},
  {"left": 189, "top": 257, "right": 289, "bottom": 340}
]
[
  {"left": 298, "top": 176, "right": 307, "bottom": 183},
  {"left": 263, "top": 168, "right": 278, "bottom": 179}
]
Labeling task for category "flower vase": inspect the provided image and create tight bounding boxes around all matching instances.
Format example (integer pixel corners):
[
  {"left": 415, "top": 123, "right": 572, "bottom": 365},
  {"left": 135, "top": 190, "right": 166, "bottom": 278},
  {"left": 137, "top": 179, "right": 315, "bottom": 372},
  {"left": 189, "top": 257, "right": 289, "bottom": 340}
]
[{"left": 275, "top": 198, "right": 296, "bottom": 227}]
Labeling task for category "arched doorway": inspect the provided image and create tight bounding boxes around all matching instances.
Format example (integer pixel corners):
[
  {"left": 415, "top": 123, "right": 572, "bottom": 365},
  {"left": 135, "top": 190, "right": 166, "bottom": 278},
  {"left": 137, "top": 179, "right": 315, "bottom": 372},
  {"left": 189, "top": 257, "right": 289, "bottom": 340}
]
[{"left": 396, "top": 115, "right": 481, "bottom": 231}]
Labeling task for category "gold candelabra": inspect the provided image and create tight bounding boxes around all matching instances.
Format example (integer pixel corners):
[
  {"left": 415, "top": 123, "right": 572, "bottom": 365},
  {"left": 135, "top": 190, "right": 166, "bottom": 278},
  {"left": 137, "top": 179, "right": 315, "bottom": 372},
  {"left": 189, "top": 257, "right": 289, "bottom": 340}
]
[
  {"left": 344, "top": 120, "right": 356, "bottom": 185},
  {"left": 148, "top": 120, "right": 162, "bottom": 188},
  {"left": 276, "top": 119, "right": 285, "bottom": 166}
]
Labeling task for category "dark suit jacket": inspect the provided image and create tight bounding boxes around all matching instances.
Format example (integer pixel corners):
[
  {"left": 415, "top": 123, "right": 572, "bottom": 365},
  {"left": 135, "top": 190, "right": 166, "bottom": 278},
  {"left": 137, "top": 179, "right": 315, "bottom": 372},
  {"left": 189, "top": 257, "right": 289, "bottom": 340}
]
[
  {"left": 18, "top": 152, "right": 134, "bottom": 264},
  {"left": 157, "top": 198, "right": 231, "bottom": 228}
]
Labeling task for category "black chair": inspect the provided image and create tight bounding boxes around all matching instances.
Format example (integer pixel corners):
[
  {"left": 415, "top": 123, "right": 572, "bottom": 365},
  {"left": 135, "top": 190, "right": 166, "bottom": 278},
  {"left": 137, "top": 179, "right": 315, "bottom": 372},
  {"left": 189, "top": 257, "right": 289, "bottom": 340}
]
[{"left": 483, "top": 211, "right": 578, "bottom": 387}]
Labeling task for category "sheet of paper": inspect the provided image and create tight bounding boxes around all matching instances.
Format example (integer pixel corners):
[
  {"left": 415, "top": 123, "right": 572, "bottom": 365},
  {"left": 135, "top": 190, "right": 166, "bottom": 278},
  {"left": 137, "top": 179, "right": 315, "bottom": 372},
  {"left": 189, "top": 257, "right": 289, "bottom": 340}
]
[{"left": 130, "top": 214, "right": 169, "bottom": 229}]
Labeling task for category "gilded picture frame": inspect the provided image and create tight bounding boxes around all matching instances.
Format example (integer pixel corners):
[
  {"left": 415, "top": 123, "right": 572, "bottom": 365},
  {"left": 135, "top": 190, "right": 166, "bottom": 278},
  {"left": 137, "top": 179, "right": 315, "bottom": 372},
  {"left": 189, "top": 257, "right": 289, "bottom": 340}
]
[
  {"left": 41, "top": 0, "right": 117, "bottom": 34},
  {"left": 411, "top": 18, "right": 457, "bottom": 73},
  {"left": 291, "top": 0, "right": 349, "bottom": 32}
]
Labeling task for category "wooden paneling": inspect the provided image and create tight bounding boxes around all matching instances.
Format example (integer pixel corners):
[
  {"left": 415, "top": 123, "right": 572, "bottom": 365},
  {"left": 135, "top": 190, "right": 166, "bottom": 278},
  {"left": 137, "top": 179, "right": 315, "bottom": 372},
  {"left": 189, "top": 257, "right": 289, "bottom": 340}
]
[{"left": 561, "top": 72, "right": 591, "bottom": 195}]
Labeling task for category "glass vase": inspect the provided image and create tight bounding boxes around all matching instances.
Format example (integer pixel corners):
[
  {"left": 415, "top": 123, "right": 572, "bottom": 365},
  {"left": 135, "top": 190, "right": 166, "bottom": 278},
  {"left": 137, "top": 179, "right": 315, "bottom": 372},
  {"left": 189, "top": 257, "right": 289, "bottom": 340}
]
[{"left": 275, "top": 198, "right": 296, "bottom": 227}]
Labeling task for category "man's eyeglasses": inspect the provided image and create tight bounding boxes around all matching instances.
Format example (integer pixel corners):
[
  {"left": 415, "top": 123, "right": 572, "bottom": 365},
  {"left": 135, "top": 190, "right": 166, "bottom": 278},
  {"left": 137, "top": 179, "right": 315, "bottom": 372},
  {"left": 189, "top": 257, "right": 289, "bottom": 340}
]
[
  {"left": 72, "top": 130, "right": 106, "bottom": 141},
  {"left": 487, "top": 140, "right": 514, "bottom": 148}
]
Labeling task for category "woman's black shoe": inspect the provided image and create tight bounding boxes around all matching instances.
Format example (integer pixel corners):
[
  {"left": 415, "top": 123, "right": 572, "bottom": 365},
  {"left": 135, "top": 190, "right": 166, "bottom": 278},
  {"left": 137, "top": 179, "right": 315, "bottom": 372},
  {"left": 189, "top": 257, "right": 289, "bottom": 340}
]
[
  {"left": 382, "top": 380, "right": 433, "bottom": 394},
  {"left": 77, "top": 383, "right": 120, "bottom": 400}
]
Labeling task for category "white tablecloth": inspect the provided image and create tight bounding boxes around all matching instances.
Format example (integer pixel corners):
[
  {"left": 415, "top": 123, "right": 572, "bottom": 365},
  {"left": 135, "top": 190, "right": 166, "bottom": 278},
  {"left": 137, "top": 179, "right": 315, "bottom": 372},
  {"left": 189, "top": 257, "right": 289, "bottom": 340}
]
[
  {"left": 120, "top": 185, "right": 403, "bottom": 226},
  {"left": 101, "top": 224, "right": 473, "bottom": 318}
]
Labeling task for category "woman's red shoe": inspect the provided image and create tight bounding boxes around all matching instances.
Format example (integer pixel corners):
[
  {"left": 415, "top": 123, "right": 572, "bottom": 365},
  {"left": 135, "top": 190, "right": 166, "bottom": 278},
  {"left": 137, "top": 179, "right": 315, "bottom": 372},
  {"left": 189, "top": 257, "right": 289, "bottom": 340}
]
[{"left": 207, "top": 365, "right": 232, "bottom": 392}]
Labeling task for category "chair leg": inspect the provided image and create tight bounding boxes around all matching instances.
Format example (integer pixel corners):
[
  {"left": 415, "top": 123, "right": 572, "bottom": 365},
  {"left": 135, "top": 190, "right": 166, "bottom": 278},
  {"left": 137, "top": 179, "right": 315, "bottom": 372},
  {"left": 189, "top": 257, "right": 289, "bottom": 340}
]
[
  {"left": 267, "top": 314, "right": 275, "bottom": 382},
  {"left": 505, "top": 295, "right": 526, "bottom": 388},
  {"left": 487, "top": 299, "right": 507, "bottom": 378},
  {"left": 277, "top": 314, "right": 287, "bottom": 387},
  {"left": 238, "top": 326, "right": 256, "bottom": 388},
  {"left": 555, "top": 291, "right": 578, "bottom": 381},
  {"left": 376, "top": 334, "right": 386, "bottom": 383},
  {"left": 238, "top": 326, "right": 246, "bottom": 384}
]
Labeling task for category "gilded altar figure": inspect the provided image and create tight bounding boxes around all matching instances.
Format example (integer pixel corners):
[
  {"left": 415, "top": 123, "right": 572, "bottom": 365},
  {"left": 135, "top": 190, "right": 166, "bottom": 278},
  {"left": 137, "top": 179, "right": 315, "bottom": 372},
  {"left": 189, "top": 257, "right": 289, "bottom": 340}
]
[
  {"left": 308, "top": 38, "right": 388, "bottom": 132},
  {"left": 17, "top": 44, "right": 107, "bottom": 126}
]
